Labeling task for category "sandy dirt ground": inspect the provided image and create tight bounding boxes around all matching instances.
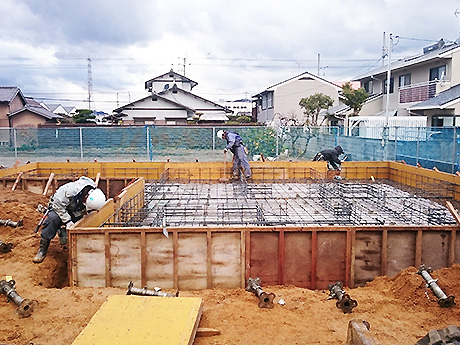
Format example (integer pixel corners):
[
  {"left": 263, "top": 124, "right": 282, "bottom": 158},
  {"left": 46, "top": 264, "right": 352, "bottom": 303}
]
[{"left": 0, "top": 188, "right": 459, "bottom": 345}]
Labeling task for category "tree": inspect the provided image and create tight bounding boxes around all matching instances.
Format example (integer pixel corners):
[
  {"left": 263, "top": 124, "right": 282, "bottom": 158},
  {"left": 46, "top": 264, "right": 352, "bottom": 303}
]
[
  {"left": 72, "top": 109, "right": 96, "bottom": 123},
  {"left": 298, "top": 93, "right": 334, "bottom": 126},
  {"left": 339, "top": 82, "right": 368, "bottom": 115}
]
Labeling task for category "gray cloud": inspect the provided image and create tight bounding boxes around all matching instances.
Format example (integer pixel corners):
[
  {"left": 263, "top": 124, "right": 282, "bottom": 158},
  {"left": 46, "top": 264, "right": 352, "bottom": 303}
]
[{"left": 1, "top": 0, "right": 459, "bottom": 112}]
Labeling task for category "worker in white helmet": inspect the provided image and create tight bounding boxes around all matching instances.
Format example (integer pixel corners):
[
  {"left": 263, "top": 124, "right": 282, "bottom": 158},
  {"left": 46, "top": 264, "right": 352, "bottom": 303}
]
[
  {"left": 217, "top": 130, "right": 251, "bottom": 179},
  {"left": 33, "top": 176, "right": 106, "bottom": 263}
]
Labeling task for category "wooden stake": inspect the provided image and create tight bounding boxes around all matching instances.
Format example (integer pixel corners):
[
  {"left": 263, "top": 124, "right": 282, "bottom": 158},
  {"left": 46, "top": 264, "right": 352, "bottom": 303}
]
[
  {"left": 446, "top": 201, "right": 460, "bottom": 225},
  {"left": 11, "top": 172, "right": 23, "bottom": 191},
  {"left": 196, "top": 328, "right": 221, "bottom": 337},
  {"left": 43, "top": 173, "right": 55, "bottom": 196},
  {"left": 95, "top": 172, "right": 101, "bottom": 187}
]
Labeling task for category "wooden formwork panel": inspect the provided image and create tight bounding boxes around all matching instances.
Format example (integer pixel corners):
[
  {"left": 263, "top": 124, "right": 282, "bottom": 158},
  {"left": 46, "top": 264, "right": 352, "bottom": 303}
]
[
  {"left": 354, "top": 231, "right": 382, "bottom": 286},
  {"left": 211, "top": 232, "right": 242, "bottom": 288},
  {"left": 145, "top": 233, "right": 174, "bottom": 289},
  {"left": 70, "top": 226, "right": 460, "bottom": 290},
  {"left": 421, "top": 231, "right": 450, "bottom": 270},
  {"left": 283, "top": 232, "right": 312, "bottom": 288},
  {"left": 75, "top": 234, "right": 106, "bottom": 287},
  {"left": 110, "top": 234, "right": 142, "bottom": 288},
  {"left": 386, "top": 231, "right": 416, "bottom": 277},
  {"left": 177, "top": 233, "right": 208, "bottom": 290},
  {"left": 249, "top": 232, "right": 279, "bottom": 286},
  {"left": 316, "top": 231, "right": 347, "bottom": 289}
]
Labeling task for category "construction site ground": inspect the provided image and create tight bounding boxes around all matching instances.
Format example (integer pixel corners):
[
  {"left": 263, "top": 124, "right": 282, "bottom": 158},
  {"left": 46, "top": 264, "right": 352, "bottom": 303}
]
[{"left": 1, "top": 188, "right": 460, "bottom": 345}]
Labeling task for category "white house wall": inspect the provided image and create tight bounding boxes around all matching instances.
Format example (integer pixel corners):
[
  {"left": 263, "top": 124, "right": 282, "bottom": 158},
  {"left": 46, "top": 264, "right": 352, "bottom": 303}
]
[
  {"left": 121, "top": 97, "right": 188, "bottom": 125},
  {"left": 161, "top": 92, "right": 222, "bottom": 111},
  {"left": 273, "top": 79, "right": 339, "bottom": 122},
  {"left": 153, "top": 81, "right": 192, "bottom": 93}
]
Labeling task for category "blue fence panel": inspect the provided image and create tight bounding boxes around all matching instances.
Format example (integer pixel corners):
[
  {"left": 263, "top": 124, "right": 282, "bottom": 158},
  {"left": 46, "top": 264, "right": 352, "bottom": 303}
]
[{"left": 1, "top": 125, "right": 460, "bottom": 174}]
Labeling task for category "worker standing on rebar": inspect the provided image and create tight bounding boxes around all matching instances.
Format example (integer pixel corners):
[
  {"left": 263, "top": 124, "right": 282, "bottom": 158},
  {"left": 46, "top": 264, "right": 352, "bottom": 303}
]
[
  {"left": 313, "top": 145, "right": 345, "bottom": 179},
  {"left": 33, "top": 176, "right": 106, "bottom": 263},
  {"left": 217, "top": 130, "right": 251, "bottom": 179}
]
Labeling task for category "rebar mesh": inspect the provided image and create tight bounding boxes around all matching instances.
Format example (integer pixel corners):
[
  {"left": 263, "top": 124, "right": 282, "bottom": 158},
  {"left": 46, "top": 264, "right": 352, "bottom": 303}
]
[{"left": 102, "top": 177, "right": 457, "bottom": 228}]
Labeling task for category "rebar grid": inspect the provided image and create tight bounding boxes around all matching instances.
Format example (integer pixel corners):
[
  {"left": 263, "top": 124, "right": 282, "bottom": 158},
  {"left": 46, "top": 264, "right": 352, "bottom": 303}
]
[{"left": 102, "top": 178, "right": 457, "bottom": 228}]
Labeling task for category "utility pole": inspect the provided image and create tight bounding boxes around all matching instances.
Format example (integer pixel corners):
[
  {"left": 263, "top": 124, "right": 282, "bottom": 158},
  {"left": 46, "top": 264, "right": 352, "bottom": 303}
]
[
  {"left": 382, "top": 32, "right": 386, "bottom": 66},
  {"left": 179, "top": 55, "right": 191, "bottom": 76},
  {"left": 383, "top": 33, "right": 393, "bottom": 161},
  {"left": 87, "top": 57, "right": 93, "bottom": 110},
  {"left": 317, "top": 53, "right": 320, "bottom": 76}
]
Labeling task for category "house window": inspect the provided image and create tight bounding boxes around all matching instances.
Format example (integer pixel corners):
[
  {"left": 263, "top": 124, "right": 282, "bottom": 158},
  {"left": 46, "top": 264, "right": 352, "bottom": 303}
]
[
  {"left": 267, "top": 93, "right": 273, "bottom": 108},
  {"left": 432, "top": 116, "right": 444, "bottom": 127},
  {"left": 261, "top": 95, "right": 267, "bottom": 110},
  {"left": 429, "top": 65, "right": 446, "bottom": 81},
  {"left": 399, "top": 74, "right": 411, "bottom": 87},
  {"left": 363, "top": 80, "right": 373, "bottom": 94},
  {"left": 152, "top": 96, "right": 158, "bottom": 101},
  {"left": 383, "top": 77, "right": 394, "bottom": 94}
]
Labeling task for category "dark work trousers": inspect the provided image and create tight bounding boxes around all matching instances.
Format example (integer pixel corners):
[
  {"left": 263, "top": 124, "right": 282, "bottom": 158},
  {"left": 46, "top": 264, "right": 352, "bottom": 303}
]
[{"left": 41, "top": 210, "right": 64, "bottom": 240}]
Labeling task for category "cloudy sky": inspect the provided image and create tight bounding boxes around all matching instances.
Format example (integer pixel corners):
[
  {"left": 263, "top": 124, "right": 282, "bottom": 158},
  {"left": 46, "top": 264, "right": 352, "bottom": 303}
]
[{"left": 1, "top": 0, "right": 460, "bottom": 113}]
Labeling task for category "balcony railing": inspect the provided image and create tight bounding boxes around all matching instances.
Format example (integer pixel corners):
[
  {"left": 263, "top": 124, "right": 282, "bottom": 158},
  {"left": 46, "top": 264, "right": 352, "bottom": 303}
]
[{"left": 399, "top": 80, "right": 438, "bottom": 103}]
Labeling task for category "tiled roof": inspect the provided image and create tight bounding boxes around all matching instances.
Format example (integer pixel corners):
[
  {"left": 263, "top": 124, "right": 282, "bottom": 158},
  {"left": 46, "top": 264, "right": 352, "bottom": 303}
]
[
  {"left": 0, "top": 87, "right": 20, "bottom": 103},
  {"left": 9, "top": 104, "right": 63, "bottom": 120}
]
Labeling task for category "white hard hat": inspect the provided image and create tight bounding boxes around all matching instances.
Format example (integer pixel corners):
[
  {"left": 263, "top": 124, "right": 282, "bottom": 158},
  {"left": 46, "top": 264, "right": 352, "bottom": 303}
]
[
  {"left": 85, "top": 188, "right": 106, "bottom": 211},
  {"left": 217, "top": 130, "right": 225, "bottom": 139}
]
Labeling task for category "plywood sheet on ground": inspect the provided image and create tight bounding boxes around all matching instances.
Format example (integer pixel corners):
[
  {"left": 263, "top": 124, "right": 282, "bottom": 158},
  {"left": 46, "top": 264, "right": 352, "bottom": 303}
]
[{"left": 71, "top": 295, "right": 203, "bottom": 345}]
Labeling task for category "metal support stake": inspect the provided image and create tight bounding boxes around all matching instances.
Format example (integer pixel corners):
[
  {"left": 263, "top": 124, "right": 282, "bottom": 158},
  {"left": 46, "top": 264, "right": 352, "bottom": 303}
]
[
  {"left": 0, "top": 241, "right": 13, "bottom": 253},
  {"left": 126, "top": 281, "right": 178, "bottom": 297},
  {"left": 79, "top": 127, "right": 83, "bottom": 161},
  {"left": 245, "top": 277, "right": 275, "bottom": 309},
  {"left": 0, "top": 279, "right": 38, "bottom": 318},
  {"left": 0, "top": 219, "right": 23, "bottom": 228},
  {"left": 13, "top": 128, "right": 17, "bottom": 159},
  {"left": 327, "top": 281, "right": 358, "bottom": 313},
  {"left": 417, "top": 264, "right": 455, "bottom": 307}
]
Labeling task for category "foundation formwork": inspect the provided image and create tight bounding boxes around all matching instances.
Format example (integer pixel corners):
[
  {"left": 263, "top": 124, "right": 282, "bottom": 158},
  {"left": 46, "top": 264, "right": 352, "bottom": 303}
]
[{"left": 2, "top": 161, "right": 460, "bottom": 290}]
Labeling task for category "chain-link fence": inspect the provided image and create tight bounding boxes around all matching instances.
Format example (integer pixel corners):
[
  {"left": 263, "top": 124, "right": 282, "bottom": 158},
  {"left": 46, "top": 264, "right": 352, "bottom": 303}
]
[{"left": 0, "top": 126, "right": 459, "bottom": 173}]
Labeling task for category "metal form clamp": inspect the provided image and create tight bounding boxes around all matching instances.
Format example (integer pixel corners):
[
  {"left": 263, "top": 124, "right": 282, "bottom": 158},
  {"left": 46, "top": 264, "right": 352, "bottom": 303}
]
[
  {"left": 246, "top": 277, "right": 275, "bottom": 309},
  {"left": 417, "top": 264, "right": 455, "bottom": 307},
  {"left": 327, "top": 281, "right": 358, "bottom": 313}
]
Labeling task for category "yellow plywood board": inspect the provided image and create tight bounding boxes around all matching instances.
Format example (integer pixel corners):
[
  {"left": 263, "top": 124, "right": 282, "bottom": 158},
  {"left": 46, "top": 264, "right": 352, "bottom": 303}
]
[{"left": 72, "top": 295, "right": 203, "bottom": 345}]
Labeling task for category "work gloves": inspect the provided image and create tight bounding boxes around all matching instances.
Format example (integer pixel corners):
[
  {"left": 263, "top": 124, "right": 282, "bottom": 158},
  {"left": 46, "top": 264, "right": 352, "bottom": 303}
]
[
  {"left": 224, "top": 148, "right": 228, "bottom": 154},
  {"left": 66, "top": 221, "right": 75, "bottom": 229}
]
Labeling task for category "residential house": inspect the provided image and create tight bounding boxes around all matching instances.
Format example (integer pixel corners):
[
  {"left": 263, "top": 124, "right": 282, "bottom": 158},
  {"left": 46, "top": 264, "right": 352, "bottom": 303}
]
[
  {"left": 354, "top": 39, "right": 460, "bottom": 127},
  {"left": 0, "top": 87, "right": 27, "bottom": 127},
  {"left": 252, "top": 71, "right": 343, "bottom": 125},
  {"left": 9, "top": 97, "right": 63, "bottom": 127},
  {"left": 219, "top": 99, "right": 252, "bottom": 118},
  {"left": 0, "top": 87, "right": 62, "bottom": 128},
  {"left": 113, "top": 69, "right": 231, "bottom": 125},
  {"left": 41, "top": 103, "right": 77, "bottom": 117}
]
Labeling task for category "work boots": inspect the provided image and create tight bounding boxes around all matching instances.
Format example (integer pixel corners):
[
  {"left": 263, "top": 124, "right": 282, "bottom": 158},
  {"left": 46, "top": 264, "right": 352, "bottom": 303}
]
[{"left": 32, "top": 237, "right": 51, "bottom": 263}]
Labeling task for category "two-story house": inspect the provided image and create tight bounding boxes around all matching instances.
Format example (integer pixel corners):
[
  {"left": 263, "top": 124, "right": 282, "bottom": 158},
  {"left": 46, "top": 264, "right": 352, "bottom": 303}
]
[
  {"left": 252, "top": 71, "right": 343, "bottom": 125},
  {"left": 354, "top": 39, "right": 460, "bottom": 127},
  {"left": 0, "top": 87, "right": 62, "bottom": 128},
  {"left": 113, "top": 69, "right": 232, "bottom": 125}
]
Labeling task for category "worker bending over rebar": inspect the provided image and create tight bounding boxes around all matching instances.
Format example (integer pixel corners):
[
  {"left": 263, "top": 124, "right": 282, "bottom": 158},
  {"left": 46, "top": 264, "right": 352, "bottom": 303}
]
[{"left": 217, "top": 130, "right": 251, "bottom": 179}]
